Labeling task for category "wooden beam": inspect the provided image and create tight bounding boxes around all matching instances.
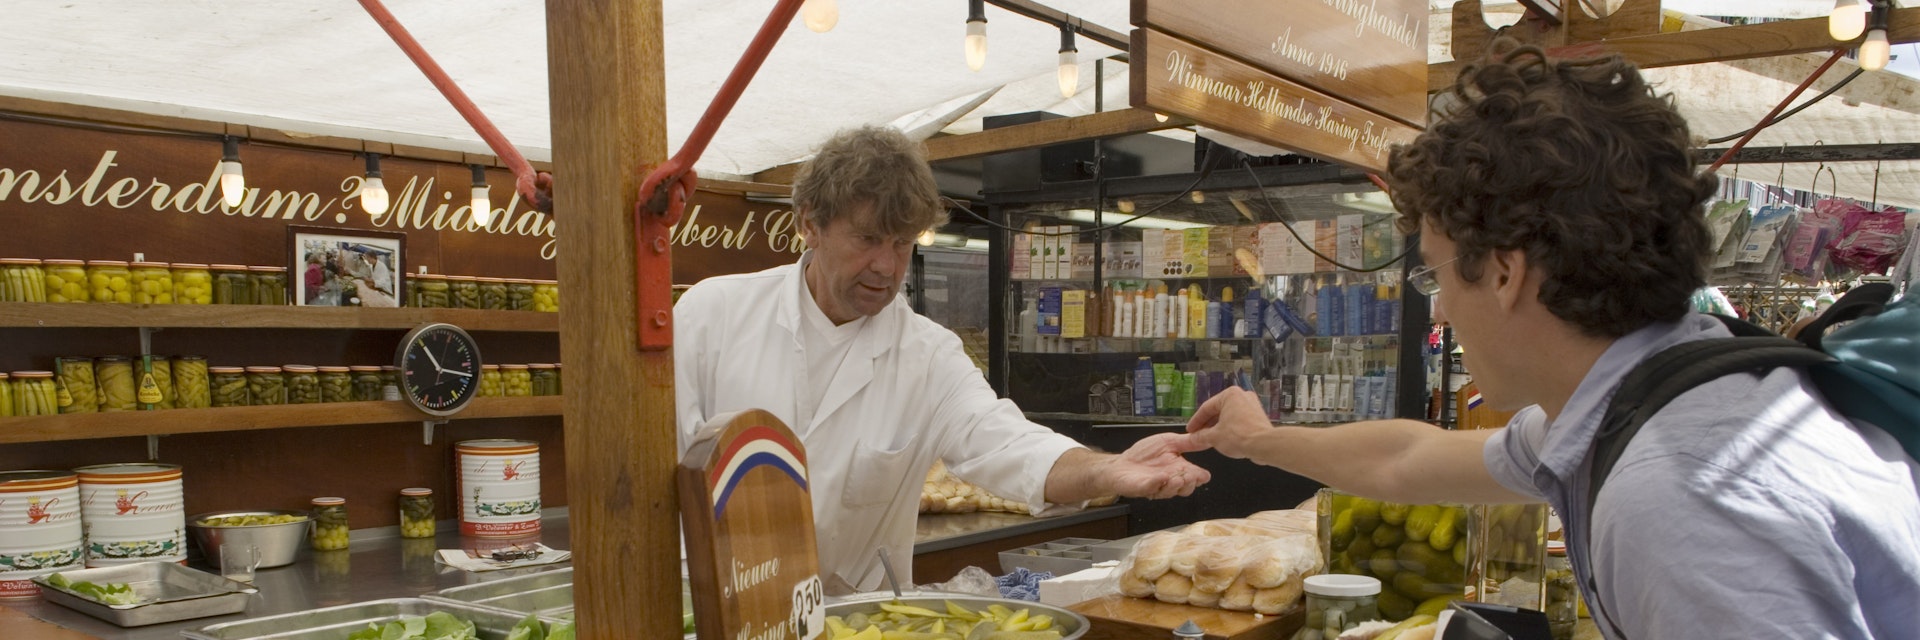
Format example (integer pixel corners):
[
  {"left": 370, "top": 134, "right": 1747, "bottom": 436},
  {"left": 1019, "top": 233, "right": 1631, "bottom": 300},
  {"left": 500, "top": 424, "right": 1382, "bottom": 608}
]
[
  {"left": 926, "top": 109, "right": 1189, "bottom": 162},
  {"left": 1696, "top": 142, "right": 1920, "bottom": 164},
  {"left": 547, "top": 0, "right": 680, "bottom": 638},
  {"left": 696, "top": 177, "right": 792, "bottom": 197},
  {"left": 1431, "top": 7, "right": 1920, "bottom": 92},
  {"left": 752, "top": 161, "right": 804, "bottom": 186},
  {"left": 1516, "top": 0, "right": 1562, "bottom": 25}
]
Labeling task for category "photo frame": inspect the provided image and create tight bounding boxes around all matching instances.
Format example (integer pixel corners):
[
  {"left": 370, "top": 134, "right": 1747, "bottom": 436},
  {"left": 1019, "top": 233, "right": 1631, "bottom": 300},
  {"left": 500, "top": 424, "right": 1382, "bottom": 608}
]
[{"left": 286, "top": 226, "right": 407, "bottom": 307}]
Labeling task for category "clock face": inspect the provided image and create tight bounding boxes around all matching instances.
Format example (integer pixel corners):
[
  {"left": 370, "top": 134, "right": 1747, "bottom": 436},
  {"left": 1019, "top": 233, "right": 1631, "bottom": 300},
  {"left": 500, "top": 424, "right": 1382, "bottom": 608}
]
[{"left": 397, "top": 323, "right": 482, "bottom": 416}]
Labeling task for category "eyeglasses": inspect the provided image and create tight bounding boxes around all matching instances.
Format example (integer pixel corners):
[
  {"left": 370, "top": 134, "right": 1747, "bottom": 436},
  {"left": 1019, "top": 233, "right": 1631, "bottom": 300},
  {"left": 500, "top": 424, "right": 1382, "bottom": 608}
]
[{"left": 1407, "top": 256, "right": 1459, "bottom": 296}]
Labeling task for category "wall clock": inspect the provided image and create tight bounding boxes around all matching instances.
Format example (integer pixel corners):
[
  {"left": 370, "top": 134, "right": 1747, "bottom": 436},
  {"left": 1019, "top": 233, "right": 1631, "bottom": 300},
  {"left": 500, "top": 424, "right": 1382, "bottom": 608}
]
[{"left": 396, "top": 323, "right": 482, "bottom": 417}]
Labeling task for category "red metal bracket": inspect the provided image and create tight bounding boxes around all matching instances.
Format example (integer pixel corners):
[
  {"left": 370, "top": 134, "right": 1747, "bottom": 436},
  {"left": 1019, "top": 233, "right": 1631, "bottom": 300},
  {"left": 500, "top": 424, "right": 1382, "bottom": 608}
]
[
  {"left": 358, "top": 0, "right": 554, "bottom": 213},
  {"left": 633, "top": 0, "right": 807, "bottom": 350}
]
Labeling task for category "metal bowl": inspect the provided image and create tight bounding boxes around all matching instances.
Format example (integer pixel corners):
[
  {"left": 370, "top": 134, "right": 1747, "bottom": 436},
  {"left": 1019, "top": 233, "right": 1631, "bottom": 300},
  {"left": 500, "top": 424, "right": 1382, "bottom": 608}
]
[
  {"left": 825, "top": 592, "right": 1088, "bottom": 639},
  {"left": 186, "top": 510, "right": 311, "bottom": 569}
]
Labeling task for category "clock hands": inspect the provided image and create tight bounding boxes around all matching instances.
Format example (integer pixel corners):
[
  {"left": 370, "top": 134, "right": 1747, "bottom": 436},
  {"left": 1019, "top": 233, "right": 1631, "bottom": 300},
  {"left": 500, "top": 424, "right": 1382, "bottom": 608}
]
[
  {"left": 443, "top": 369, "right": 473, "bottom": 378},
  {"left": 421, "top": 342, "right": 445, "bottom": 374}
]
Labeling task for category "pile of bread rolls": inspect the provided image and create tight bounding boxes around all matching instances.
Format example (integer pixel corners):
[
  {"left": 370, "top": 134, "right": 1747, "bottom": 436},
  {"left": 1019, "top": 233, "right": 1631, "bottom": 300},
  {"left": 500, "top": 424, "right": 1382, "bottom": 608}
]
[
  {"left": 1117, "top": 510, "right": 1322, "bottom": 614},
  {"left": 919, "top": 461, "right": 1116, "bottom": 514}
]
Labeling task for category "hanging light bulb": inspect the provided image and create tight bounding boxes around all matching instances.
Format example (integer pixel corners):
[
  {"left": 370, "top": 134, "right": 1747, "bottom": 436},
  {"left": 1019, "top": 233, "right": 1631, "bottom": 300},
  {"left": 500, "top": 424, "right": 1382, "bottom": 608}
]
[
  {"left": 218, "top": 136, "right": 245, "bottom": 208},
  {"left": 1057, "top": 23, "right": 1079, "bottom": 99},
  {"left": 1831, "top": 0, "right": 1868, "bottom": 41},
  {"left": 964, "top": 0, "right": 988, "bottom": 72},
  {"left": 360, "top": 153, "right": 390, "bottom": 216},
  {"left": 1860, "top": 28, "right": 1891, "bottom": 70},
  {"left": 917, "top": 230, "right": 937, "bottom": 246},
  {"left": 1117, "top": 198, "right": 1136, "bottom": 214},
  {"left": 1190, "top": 190, "right": 1206, "bottom": 204},
  {"left": 1154, "top": 113, "right": 1170, "bottom": 123},
  {"left": 470, "top": 164, "right": 493, "bottom": 226},
  {"left": 802, "top": 0, "right": 837, "bottom": 32}
]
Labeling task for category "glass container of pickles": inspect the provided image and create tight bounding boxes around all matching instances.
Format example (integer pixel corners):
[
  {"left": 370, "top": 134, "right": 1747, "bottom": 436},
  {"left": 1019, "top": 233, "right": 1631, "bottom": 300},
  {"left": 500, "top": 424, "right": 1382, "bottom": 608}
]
[
  {"left": 311, "top": 497, "right": 349, "bottom": 551},
  {"left": 505, "top": 279, "right": 535, "bottom": 310},
  {"left": 529, "top": 364, "right": 558, "bottom": 397},
  {"left": 1, "top": 259, "right": 48, "bottom": 302},
  {"left": 478, "top": 277, "right": 509, "bottom": 310},
  {"left": 251, "top": 266, "right": 287, "bottom": 305},
  {"left": 42, "top": 259, "right": 87, "bottom": 303},
  {"left": 55, "top": 356, "right": 98, "bottom": 414},
  {"left": 398, "top": 488, "right": 434, "bottom": 539},
  {"left": 95, "top": 355, "right": 137, "bottom": 411},
  {"left": 0, "top": 373, "right": 10, "bottom": 417},
  {"left": 318, "top": 366, "right": 353, "bottom": 403},
  {"left": 477, "top": 365, "right": 503, "bottom": 397},
  {"left": 87, "top": 260, "right": 133, "bottom": 303},
  {"left": 531, "top": 280, "right": 559, "bottom": 312},
  {"left": 500, "top": 364, "right": 532, "bottom": 397},
  {"left": 414, "top": 274, "right": 450, "bottom": 308},
  {"left": 171, "top": 263, "right": 214, "bottom": 304},
  {"left": 283, "top": 365, "right": 320, "bottom": 405},
  {"left": 211, "top": 265, "right": 254, "bottom": 305},
  {"left": 1318, "top": 488, "right": 1472, "bottom": 622},
  {"left": 12, "top": 371, "right": 58, "bottom": 416},
  {"left": 247, "top": 366, "right": 286, "bottom": 405},
  {"left": 130, "top": 261, "right": 174, "bottom": 304},
  {"left": 173, "top": 356, "right": 211, "bottom": 409},
  {"left": 210, "top": 367, "right": 249, "bottom": 407},
  {"left": 350, "top": 366, "right": 384, "bottom": 401},
  {"left": 447, "top": 276, "right": 480, "bottom": 309},
  {"left": 140, "top": 356, "right": 175, "bottom": 410},
  {"left": 379, "top": 366, "right": 401, "bottom": 400}
]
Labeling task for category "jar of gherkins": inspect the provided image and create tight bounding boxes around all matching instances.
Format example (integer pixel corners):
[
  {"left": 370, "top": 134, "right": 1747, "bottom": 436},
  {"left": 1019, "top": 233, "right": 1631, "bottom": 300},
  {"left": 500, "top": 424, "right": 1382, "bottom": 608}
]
[
  {"left": 531, "top": 280, "right": 559, "bottom": 312},
  {"left": 414, "top": 274, "right": 450, "bottom": 308},
  {"left": 505, "top": 279, "right": 535, "bottom": 310},
  {"left": 1545, "top": 541, "right": 1575, "bottom": 640},
  {"left": 551, "top": 364, "right": 562, "bottom": 395},
  {"left": 12, "top": 371, "right": 58, "bottom": 416},
  {"left": 0, "top": 373, "right": 10, "bottom": 417},
  {"left": 477, "top": 365, "right": 503, "bottom": 397},
  {"left": 529, "top": 364, "right": 558, "bottom": 397},
  {"left": 246, "top": 366, "right": 286, "bottom": 405},
  {"left": 210, "top": 367, "right": 248, "bottom": 407},
  {"left": 95, "top": 356, "right": 137, "bottom": 412},
  {"left": 379, "top": 366, "right": 401, "bottom": 400},
  {"left": 478, "top": 277, "right": 509, "bottom": 310},
  {"left": 210, "top": 265, "right": 253, "bottom": 305},
  {"left": 398, "top": 488, "right": 434, "bottom": 539},
  {"left": 500, "top": 364, "right": 532, "bottom": 397},
  {"left": 43, "top": 259, "right": 87, "bottom": 303},
  {"left": 446, "top": 276, "right": 480, "bottom": 309},
  {"left": 311, "top": 497, "right": 349, "bottom": 551},
  {"left": 130, "top": 261, "right": 174, "bottom": 304},
  {"left": 55, "top": 356, "right": 98, "bottom": 413},
  {"left": 173, "top": 356, "right": 210, "bottom": 409},
  {"left": 251, "top": 266, "right": 287, "bottom": 305},
  {"left": 350, "top": 366, "right": 384, "bottom": 401},
  {"left": 171, "top": 263, "right": 213, "bottom": 304},
  {"left": 283, "top": 365, "right": 320, "bottom": 405},
  {"left": 139, "top": 356, "right": 175, "bottom": 410},
  {"left": 318, "top": 366, "right": 353, "bottom": 403},
  {"left": 86, "top": 260, "right": 133, "bottom": 303},
  {"left": 0, "top": 259, "right": 48, "bottom": 302}
]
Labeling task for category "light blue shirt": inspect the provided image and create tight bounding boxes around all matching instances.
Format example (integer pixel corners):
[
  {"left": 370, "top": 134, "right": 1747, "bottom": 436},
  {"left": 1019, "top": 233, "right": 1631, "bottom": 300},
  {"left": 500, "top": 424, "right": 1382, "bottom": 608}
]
[{"left": 1485, "top": 314, "right": 1920, "bottom": 639}]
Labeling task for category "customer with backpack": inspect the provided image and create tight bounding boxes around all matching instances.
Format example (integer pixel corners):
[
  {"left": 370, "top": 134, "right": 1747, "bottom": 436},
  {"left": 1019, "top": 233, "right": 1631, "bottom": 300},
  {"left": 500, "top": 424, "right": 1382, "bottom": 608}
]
[{"left": 1184, "top": 43, "right": 1920, "bottom": 639}]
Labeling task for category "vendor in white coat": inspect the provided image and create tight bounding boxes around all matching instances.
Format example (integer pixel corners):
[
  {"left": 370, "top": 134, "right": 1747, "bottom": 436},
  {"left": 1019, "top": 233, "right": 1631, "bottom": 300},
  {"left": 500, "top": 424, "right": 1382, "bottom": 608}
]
[{"left": 676, "top": 126, "right": 1211, "bottom": 595}]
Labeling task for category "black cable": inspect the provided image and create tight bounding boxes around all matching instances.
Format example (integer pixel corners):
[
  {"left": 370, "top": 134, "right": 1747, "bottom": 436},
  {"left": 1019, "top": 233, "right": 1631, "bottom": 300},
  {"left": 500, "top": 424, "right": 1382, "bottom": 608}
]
[
  {"left": 1704, "top": 68, "right": 1864, "bottom": 145},
  {"left": 1244, "top": 162, "right": 1413, "bottom": 273},
  {"left": 952, "top": 142, "right": 1231, "bottom": 236}
]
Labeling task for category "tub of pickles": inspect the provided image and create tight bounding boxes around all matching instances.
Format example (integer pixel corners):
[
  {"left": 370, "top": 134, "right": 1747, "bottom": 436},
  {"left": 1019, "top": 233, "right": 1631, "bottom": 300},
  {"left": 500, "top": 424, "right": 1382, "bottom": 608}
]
[{"left": 1318, "top": 489, "right": 1469, "bottom": 622}]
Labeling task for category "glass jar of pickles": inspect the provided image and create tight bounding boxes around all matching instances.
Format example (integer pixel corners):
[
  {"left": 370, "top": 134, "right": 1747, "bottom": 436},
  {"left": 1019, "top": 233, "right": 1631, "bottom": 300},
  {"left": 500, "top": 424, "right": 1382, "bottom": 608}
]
[
  {"left": 505, "top": 279, "right": 535, "bottom": 310},
  {"left": 246, "top": 366, "right": 286, "bottom": 405},
  {"left": 55, "top": 356, "right": 98, "bottom": 414},
  {"left": 171, "top": 263, "right": 213, "bottom": 304},
  {"left": 210, "top": 265, "right": 253, "bottom": 305},
  {"left": 551, "top": 364, "right": 562, "bottom": 395},
  {"left": 0, "top": 373, "right": 10, "bottom": 417},
  {"left": 350, "top": 366, "right": 384, "bottom": 401},
  {"left": 530, "top": 364, "right": 559, "bottom": 397},
  {"left": 0, "top": 259, "right": 48, "bottom": 302},
  {"left": 311, "top": 497, "right": 349, "bottom": 551},
  {"left": 283, "top": 365, "right": 321, "bottom": 405},
  {"left": 12, "top": 371, "right": 58, "bottom": 416},
  {"left": 478, "top": 278, "right": 509, "bottom": 310},
  {"left": 414, "top": 274, "right": 450, "bottom": 308},
  {"left": 531, "top": 280, "right": 559, "bottom": 312},
  {"left": 380, "top": 366, "right": 402, "bottom": 401},
  {"left": 251, "top": 266, "right": 287, "bottom": 305},
  {"left": 210, "top": 367, "right": 248, "bottom": 407},
  {"left": 95, "top": 356, "right": 136, "bottom": 412},
  {"left": 447, "top": 276, "right": 480, "bottom": 309},
  {"left": 1302, "top": 575, "right": 1382, "bottom": 640},
  {"left": 1545, "top": 542, "right": 1576, "bottom": 640},
  {"left": 86, "top": 260, "right": 133, "bottom": 303},
  {"left": 398, "top": 488, "right": 434, "bottom": 539},
  {"left": 477, "top": 365, "right": 503, "bottom": 397},
  {"left": 500, "top": 364, "right": 532, "bottom": 397},
  {"left": 140, "top": 356, "right": 175, "bottom": 410},
  {"left": 317, "top": 366, "right": 353, "bottom": 403},
  {"left": 173, "top": 356, "right": 211, "bottom": 409},
  {"left": 130, "top": 261, "right": 174, "bottom": 304},
  {"left": 43, "top": 259, "right": 87, "bottom": 303}
]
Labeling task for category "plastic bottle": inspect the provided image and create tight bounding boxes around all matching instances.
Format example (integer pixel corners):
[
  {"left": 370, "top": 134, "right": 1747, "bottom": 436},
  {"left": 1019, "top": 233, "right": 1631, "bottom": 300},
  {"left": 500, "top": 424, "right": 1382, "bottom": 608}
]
[
  {"left": 1215, "top": 288, "right": 1234, "bottom": 339},
  {"left": 1132, "top": 357, "right": 1157, "bottom": 416},
  {"left": 1019, "top": 298, "right": 1038, "bottom": 352},
  {"left": 1187, "top": 286, "right": 1207, "bottom": 339},
  {"left": 1243, "top": 286, "right": 1264, "bottom": 338}
]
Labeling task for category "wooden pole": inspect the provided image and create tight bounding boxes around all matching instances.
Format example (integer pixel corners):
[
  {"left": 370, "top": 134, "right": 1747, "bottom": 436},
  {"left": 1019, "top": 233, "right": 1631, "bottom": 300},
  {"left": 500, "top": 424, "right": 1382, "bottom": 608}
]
[{"left": 546, "top": 1, "right": 679, "bottom": 638}]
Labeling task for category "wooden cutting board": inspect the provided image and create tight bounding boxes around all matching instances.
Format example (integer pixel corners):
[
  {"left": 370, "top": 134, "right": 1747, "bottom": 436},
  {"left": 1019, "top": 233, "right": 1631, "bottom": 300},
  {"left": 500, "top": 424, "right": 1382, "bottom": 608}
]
[{"left": 1069, "top": 594, "right": 1304, "bottom": 640}]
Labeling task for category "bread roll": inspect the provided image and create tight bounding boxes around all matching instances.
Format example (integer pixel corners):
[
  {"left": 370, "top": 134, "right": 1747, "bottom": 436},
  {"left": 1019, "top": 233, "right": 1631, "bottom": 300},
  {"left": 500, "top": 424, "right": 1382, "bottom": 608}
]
[
  {"left": 1129, "top": 533, "right": 1177, "bottom": 580},
  {"left": 1220, "top": 577, "right": 1255, "bottom": 611},
  {"left": 1153, "top": 573, "right": 1192, "bottom": 604},
  {"left": 1252, "top": 575, "right": 1305, "bottom": 615},
  {"left": 1183, "top": 520, "right": 1243, "bottom": 537},
  {"left": 1118, "top": 568, "right": 1154, "bottom": 598},
  {"left": 1192, "top": 541, "right": 1246, "bottom": 593},
  {"left": 1186, "top": 585, "right": 1222, "bottom": 608},
  {"left": 1239, "top": 541, "right": 1288, "bottom": 589},
  {"left": 1168, "top": 543, "right": 1203, "bottom": 577}
]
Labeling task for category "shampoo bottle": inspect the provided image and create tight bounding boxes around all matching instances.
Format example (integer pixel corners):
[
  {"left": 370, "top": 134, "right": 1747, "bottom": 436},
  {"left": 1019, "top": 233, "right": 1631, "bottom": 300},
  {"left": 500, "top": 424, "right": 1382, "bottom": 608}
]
[{"left": 1018, "top": 298, "right": 1038, "bottom": 352}]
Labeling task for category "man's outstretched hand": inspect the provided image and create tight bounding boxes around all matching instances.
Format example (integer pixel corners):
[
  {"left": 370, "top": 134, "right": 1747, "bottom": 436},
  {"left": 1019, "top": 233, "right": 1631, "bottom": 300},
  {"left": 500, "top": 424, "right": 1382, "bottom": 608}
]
[{"left": 1101, "top": 432, "right": 1212, "bottom": 499}]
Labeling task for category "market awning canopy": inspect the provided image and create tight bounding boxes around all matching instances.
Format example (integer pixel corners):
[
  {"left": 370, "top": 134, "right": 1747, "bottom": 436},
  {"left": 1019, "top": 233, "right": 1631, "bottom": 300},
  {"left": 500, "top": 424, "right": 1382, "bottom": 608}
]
[{"left": 4, "top": 0, "right": 1918, "bottom": 207}]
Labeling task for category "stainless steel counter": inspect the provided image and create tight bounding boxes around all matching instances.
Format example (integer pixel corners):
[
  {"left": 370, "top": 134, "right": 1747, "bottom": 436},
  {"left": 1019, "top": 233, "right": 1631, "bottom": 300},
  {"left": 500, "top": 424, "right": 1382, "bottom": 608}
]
[{"left": 912, "top": 505, "right": 1128, "bottom": 553}]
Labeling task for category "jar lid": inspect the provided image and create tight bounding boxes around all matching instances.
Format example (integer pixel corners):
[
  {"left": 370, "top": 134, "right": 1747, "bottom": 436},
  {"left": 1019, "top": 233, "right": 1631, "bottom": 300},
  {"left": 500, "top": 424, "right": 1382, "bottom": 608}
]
[
  {"left": 131, "top": 261, "right": 170, "bottom": 268},
  {"left": 414, "top": 273, "right": 448, "bottom": 280},
  {"left": 446, "top": 275, "right": 477, "bottom": 282},
  {"left": 350, "top": 366, "right": 383, "bottom": 373},
  {"left": 317, "top": 366, "right": 351, "bottom": 373},
  {"left": 500, "top": 364, "right": 529, "bottom": 370},
  {"left": 1547, "top": 540, "right": 1566, "bottom": 556},
  {"left": 0, "top": 258, "right": 44, "bottom": 265},
  {"left": 0, "top": 373, "right": 9, "bottom": 379},
  {"left": 400, "top": 488, "right": 432, "bottom": 497},
  {"left": 245, "top": 366, "right": 283, "bottom": 374},
  {"left": 478, "top": 277, "right": 508, "bottom": 283},
  {"left": 249, "top": 266, "right": 287, "bottom": 272},
  {"left": 171, "top": 263, "right": 210, "bottom": 269},
  {"left": 1304, "top": 574, "right": 1381, "bottom": 597},
  {"left": 311, "top": 497, "right": 345, "bottom": 506},
  {"left": 481, "top": 364, "right": 500, "bottom": 371},
  {"left": 208, "top": 366, "right": 245, "bottom": 374},
  {"left": 41, "top": 259, "right": 85, "bottom": 266},
  {"left": 208, "top": 264, "right": 248, "bottom": 270},
  {"left": 11, "top": 371, "right": 54, "bottom": 379},
  {"left": 87, "top": 260, "right": 130, "bottom": 267},
  {"left": 282, "top": 365, "right": 318, "bottom": 373},
  {"left": 380, "top": 365, "right": 399, "bottom": 372},
  {"left": 57, "top": 355, "right": 95, "bottom": 362},
  {"left": 528, "top": 364, "right": 556, "bottom": 370},
  {"left": 174, "top": 355, "right": 206, "bottom": 361},
  {"left": 505, "top": 278, "right": 535, "bottom": 284},
  {"left": 97, "top": 355, "right": 132, "bottom": 362}
]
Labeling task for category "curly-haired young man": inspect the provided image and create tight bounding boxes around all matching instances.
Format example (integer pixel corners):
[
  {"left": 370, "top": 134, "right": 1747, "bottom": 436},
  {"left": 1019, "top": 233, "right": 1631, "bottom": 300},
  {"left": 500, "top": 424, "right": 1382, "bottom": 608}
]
[{"left": 1186, "top": 44, "right": 1920, "bottom": 638}]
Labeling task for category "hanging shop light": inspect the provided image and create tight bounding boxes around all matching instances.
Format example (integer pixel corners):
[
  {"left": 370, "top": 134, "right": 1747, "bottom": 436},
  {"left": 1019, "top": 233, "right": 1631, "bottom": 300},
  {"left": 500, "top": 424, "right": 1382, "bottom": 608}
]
[
  {"left": 218, "top": 136, "right": 245, "bottom": 208},
  {"left": 1859, "top": 0, "right": 1892, "bottom": 71},
  {"left": 1832, "top": 0, "right": 1868, "bottom": 41},
  {"left": 470, "top": 164, "right": 493, "bottom": 226},
  {"left": 917, "top": 230, "right": 937, "bottom": 246},
  {"left": 964, "top": 0, "right": 988, "bottom": 71},
  {"left": 1154, "top": 113, "right": 1170, "bottom": 123},
  {"left": 361, "top": 153, "right": 390, "bottom": 216},
  {"left": 802, "top": 0, "right": 838, "bottom": 33},
  {"left": 1057, "top": 23, "right": 1078, "bottom": 99}
]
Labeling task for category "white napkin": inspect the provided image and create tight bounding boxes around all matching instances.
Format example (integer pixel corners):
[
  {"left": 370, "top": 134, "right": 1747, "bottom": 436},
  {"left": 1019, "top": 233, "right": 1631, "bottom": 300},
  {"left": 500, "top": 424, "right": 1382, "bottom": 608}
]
[{"left": 435, "top": 543, "right": 572, "bottom": 572}]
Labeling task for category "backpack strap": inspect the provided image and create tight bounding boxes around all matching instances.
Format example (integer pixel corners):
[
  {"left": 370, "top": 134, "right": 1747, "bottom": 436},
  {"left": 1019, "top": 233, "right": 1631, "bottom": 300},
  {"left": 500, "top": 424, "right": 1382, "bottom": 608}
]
[{"left": 1796, "top": 283, "right": 1895, "bottom": 350}]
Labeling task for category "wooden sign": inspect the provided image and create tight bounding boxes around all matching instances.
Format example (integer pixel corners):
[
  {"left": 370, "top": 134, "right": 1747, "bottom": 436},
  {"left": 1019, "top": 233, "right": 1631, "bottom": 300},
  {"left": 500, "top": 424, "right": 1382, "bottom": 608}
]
[
  {"left": 679, "top": 410, "right": 826, "bottom": 640},
  {"left": 1130, "top": 28, "right": 1421, "bottom": 174},
  {"left": 1132, "top": 0, "right": 1428, "bottom": 126}
]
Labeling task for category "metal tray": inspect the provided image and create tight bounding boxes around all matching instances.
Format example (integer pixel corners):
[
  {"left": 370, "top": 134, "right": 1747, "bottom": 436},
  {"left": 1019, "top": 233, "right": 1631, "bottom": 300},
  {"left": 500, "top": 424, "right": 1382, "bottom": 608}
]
[
  {"left": 423, "top": 568, "right": 578, "bottom": 623},
  {"left": 184, "top": 597, "right": 538, "bottom": 640},
  {"left": 31, "top": 561, "right": 256, "bottom": 627}
]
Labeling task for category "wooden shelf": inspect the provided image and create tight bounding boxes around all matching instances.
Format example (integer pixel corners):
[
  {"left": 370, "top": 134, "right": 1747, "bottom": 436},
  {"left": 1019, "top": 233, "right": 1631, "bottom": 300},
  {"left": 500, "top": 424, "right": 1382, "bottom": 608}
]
[
  {"left": 0, "top": 396, "right": 563, "bottom": 444},
  {"left": 0, "top": 303, "right": 559, "bottom": 332}
]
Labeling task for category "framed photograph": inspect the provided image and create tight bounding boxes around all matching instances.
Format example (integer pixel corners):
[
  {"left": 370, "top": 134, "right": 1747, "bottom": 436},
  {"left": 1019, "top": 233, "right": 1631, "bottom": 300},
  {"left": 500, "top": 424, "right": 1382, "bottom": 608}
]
[{"left": 287, "top": 226, "right": 407, "bottom": 307}]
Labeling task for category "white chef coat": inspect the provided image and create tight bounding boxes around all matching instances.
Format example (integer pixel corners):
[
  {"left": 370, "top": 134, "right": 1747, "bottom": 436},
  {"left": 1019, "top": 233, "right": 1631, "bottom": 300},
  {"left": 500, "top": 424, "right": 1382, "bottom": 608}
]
[{"left": 674, "top": 254, "right": 1085, "bottom": 594}]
